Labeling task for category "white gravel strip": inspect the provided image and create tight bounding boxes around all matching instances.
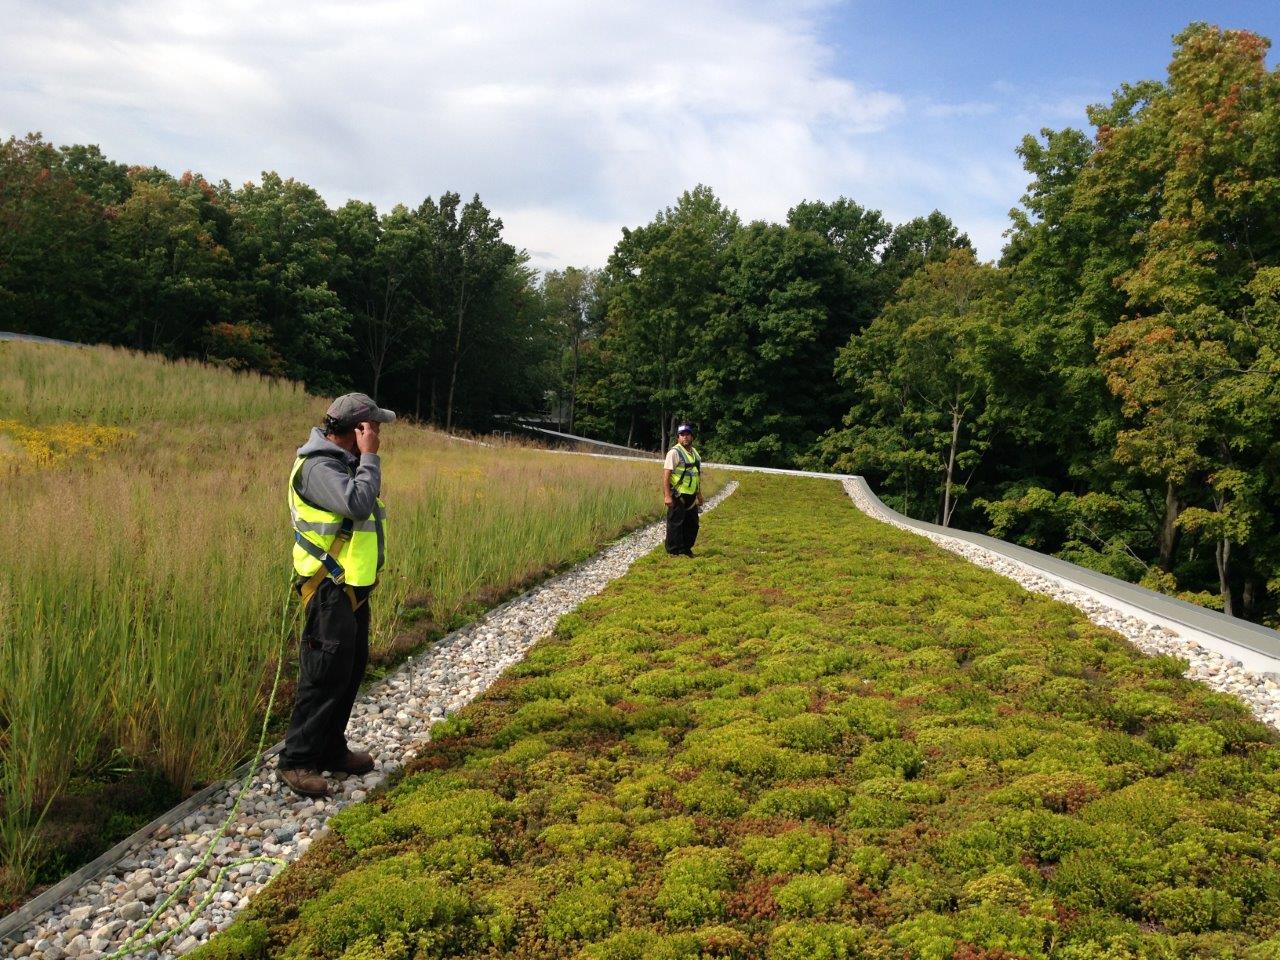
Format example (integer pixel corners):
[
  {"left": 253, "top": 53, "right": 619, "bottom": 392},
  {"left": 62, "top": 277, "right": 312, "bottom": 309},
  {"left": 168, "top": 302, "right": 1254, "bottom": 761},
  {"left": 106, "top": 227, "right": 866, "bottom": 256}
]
[
  {"left": 844, "top": 478, "right": 1280, "bottom": 730},
  {"left": 10, "top": 483, "right": 738, "bottom": 960}
]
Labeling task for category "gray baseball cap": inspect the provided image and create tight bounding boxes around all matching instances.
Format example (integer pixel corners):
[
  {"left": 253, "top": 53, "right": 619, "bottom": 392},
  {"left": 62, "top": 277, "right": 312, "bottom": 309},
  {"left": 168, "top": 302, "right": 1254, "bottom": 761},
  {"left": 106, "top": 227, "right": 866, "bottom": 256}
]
[{"left": 325, "top": 393, "right": 396, "bottom": 430}]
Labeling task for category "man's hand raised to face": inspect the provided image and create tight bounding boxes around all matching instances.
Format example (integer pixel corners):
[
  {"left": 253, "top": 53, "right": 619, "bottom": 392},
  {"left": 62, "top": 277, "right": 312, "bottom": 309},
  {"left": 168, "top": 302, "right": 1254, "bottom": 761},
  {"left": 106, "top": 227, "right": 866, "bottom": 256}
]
[{"left": 356, "top": 421, "right": 381, "bottom": 455}]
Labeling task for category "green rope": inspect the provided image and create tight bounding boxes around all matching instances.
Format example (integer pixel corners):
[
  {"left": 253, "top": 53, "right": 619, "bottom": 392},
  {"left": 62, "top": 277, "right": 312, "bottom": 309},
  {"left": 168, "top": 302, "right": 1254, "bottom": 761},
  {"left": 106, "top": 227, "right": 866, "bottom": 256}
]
[{"left": 104, "top": 576, "right": 297, "bottom": 959}]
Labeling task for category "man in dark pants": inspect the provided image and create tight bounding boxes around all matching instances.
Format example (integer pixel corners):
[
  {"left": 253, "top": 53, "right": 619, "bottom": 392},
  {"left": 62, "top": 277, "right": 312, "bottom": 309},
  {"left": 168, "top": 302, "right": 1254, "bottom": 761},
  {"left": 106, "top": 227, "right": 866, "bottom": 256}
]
[
  {"left": 663, "top": 423, "right": 704, "bottom": 556},
  {"left": 280, "top": 393, "right": 393, "bottom": 798}
]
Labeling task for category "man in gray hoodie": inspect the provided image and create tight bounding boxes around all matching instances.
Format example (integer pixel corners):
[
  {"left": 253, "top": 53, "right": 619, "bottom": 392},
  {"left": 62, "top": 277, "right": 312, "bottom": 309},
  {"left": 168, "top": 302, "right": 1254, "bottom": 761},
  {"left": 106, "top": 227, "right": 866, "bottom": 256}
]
[{"left": 280, "top": 393, "right": 393, "bottom": 798}]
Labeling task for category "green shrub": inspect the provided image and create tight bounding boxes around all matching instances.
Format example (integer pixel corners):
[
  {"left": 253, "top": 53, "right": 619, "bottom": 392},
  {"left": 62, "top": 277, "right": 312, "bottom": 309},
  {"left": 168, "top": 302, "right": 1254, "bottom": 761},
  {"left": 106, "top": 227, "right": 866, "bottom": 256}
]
[
  {"left": 997, "top": 668, "right": 1050, "bottom": 701},
  {"left": 845, "top": 845, "right": 892, "bottom": 889},
  {"left": 1186, "top": 756, "right": 1264, "bottom": 801},
  {"left": 676, "top": 771, "right": 747, "bottom": 817},
  {"left": 632, "top": 668, "right": 697, "bottom": 698},
  {"left": 576, "top": 854, "right": 635, "bottom": 890},
  {"left": 754, "top": 686, "right": 813, "bottom": 720},
  {"left": 498, "top": 736, "right": 551, "bottom": 765},
  {"left": 917, "top": 725, "right": 1033, "bottom": 761},
  {"left": 969, "top": 650, "right": 1026, "bottom": 686},
  {"left": 656, "top": 846, "right": 737, "bottom": 926},
  {"left": 998, "top": 808, "right": 1092, "bottom": 863},
  {"left": 628, "top": 703, "right": 693, "bottom": 731},
  {"left": 840, "top": 697, "right": 900, "bottom": 740},
  {"left": 741, "top": 829, "right": 832, "bottom": 874},
  {"left": 775, "top": 874, "right": 846, "bottom": 916},
  {"left": 543, "top": 884, "right": 616, "bottom": 942},
  {"left": 885, "top": 863, "right": 957, "bottom": 915},
  {"left": 750, "top": 784, "right": 848, "bottom": 822},
  {"left": 1051, "top": 849, "right": 1138, "bottom": 912},
  {"left": 1172, "top": 723, "right": 1228, "bottom": 760},
  {"left": 633, "top": 815, "right": 698, "bottom": 852},
  {"left": 1223, "top": 861, "right": 1280, "bottom": 907},
  {"left": 499, "top": 698, "right": 572, "bottom": 741},
  {"left": 857, "top": 739, "right": 924, "bottom": 779},
  {"left": 540, "top": 821, "right": 628, "bottom": 853},
  {"left": 1051, "top": 913, "right": 1145, "bottom": 959},
  {"left": 772, "top": 712, "right": 841, "bottom": 750},
  {"left": 891, "top": 905, "right": 1057, "bottom": 960},
  {"left": 624, "top": 729, "right": 668, "bottom": 755},
  {"left": 899, "top": 646, "right": 957, "bottom": 671},
  {"left": 1148, "top": 654, "right": 1190, "bottom": 679},
  {"left": 545, "top": 786, "right": 604, "bottom": 819},
  {"left": 578, "top": 800, "right": 625, "bottom": 823},
  {"left": 294, "top": 856, "right": 480, "bottom": 958},
  {"left": 1108, "top": 690, "right": 1180, "bottom": 732},
  {"left": 767, "top": 921, "right": 888, "bottom": 960},
  {"left": 185, "top": 919, "right": 269, "bottom": 960},
  {"left": 1080, "top": 779, "right": 1189, "bottom": 837},
  {"left": 613, "top": 769, "right": 679, "bottom": 809},
  {"left": 511, "top": 674, "right": 579, "bottom": 701},
  {"left": 429, "top": 713, "right": 474, "bottom": 740},
  {"left": 1146, "top": 885, "right": 1245, "bottom": 933},
  {"left": 857, "top": 776, "right": 941, "bottom": 804},
  {"left": 935, "top": 822, "right": 1017, "bottom": 874},
  {"left": 585, "top": 925, "right": 751, "bottom": 960},
  {"left": 419, "top": 834, "right": 493, "bottom": 877},
  {"left": 678, "top": 725, "right": 782, "bottom": 780},
  {"left": 1026, "top": 676, "right": 1099, "bottom": 719},
  {"left": 773, "top": 747, "right": 834, "bottom": 779},
  {"left": 843, "top": 795, "right": 910, "bottom": 830},
  {"left": 337, "top": 788, "right": 508, "bottom": 850},
  {"left": 990, "top": 772, "right": 1102, "bottom": 813},
  {"left": 693, "top": 697, "right": 755, "bottom": 729},
  {"left": 960, "top": 868, "right": 1034, "bottom": 908}
]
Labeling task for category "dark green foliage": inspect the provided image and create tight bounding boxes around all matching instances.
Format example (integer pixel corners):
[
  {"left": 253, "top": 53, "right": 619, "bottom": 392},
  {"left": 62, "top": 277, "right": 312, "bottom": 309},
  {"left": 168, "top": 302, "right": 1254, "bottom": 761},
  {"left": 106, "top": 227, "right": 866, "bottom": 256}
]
[
  {"left": 207, "top": 476, "right": 1280, "bottom": 956},
  {"left": 1, "top": 135, "right": 555, "bottom": 424}
]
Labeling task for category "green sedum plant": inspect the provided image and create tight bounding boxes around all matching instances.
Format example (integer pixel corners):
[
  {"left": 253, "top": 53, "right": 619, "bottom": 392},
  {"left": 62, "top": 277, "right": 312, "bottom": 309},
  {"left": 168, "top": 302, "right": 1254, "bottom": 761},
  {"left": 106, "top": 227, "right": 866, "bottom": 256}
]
[{"left": 196, "top": 475, "right": 1280, "bottom": 959}]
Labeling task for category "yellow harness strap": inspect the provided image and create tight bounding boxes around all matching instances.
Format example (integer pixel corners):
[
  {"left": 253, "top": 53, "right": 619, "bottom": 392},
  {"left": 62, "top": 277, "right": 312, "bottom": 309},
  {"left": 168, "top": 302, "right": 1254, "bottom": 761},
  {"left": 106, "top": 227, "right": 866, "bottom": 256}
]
[{"left": 297, "top": 531, "right": 370, "bottom": 612}]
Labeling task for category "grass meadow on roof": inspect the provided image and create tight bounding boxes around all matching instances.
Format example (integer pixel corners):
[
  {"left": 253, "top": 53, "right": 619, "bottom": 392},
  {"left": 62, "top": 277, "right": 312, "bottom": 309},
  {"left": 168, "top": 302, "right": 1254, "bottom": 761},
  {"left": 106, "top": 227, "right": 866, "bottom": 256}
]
[
  {"left": 196, "top": 475, "right": 1280, "bottom": 959},
  {"left": 0, "top": 339, "right": 680, "bottom": 905}
]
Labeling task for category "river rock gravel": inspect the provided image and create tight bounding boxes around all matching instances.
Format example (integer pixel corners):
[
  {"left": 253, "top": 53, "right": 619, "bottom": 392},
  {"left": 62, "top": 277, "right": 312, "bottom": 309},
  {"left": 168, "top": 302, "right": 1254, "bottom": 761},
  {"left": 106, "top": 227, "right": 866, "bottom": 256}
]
[
  {"left": 9, "top": 482, "right": 738, "bottom": 960},
  {"left": 844, "top": 478, "right": 1280, "bottom": 731}
]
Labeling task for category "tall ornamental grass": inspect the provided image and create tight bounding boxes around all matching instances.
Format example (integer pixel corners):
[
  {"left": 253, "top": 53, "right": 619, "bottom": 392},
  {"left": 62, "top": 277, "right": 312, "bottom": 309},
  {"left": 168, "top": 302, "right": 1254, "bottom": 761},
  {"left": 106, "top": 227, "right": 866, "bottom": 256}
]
[{"left": 0, "top": 341, "right": 678, "bottom": 899}]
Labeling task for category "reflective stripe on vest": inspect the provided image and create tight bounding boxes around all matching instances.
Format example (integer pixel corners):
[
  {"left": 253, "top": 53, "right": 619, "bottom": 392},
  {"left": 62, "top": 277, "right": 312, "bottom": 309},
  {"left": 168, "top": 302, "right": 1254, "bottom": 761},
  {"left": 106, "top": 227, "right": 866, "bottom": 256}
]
[
  {"left": 669, "top": 445, "right": 701, "bottom": 496},
  {"left": 288, "top": 455, "right": 387, "bottom": 587}
]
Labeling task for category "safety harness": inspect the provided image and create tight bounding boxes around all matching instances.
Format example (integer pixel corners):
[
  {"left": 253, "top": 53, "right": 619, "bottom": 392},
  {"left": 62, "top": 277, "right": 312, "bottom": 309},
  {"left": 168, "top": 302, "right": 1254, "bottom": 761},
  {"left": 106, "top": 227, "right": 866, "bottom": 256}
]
[
  {"left": 670, "top": 444, "right": 701, "bottom": 496},
  {"left": 292, "top": 519, "right": 366, "bottom": 611},
  {"left": 290, "top": 454, "right": 378, "bottom": 612}
]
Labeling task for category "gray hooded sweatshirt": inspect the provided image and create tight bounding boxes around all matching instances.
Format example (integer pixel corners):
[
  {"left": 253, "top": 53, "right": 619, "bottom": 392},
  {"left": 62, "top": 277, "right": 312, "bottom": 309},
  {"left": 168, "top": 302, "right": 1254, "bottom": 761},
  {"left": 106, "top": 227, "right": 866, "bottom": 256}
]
[{"left": 294, "top": 427, "right": 381, "bottom": 520}]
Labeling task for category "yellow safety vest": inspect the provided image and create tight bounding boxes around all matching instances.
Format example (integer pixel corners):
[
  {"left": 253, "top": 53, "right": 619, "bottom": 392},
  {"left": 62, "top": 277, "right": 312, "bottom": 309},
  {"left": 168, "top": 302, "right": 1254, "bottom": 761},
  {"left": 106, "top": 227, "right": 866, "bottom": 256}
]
[
  {"left": 288, "top": 455, "right": 386, "bottom": 588},
  {"left": 669, "top": 445, "right": 701, "bottom": 496}
]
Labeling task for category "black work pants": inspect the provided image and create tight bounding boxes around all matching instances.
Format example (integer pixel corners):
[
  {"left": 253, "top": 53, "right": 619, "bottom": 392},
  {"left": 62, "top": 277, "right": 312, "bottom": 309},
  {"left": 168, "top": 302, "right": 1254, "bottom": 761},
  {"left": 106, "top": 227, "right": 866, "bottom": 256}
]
[
  {"left": 281, "top": 578, "right": 370, "bottom": 771},
  {"left": 665, "top": 493, "right": 700, "bottom": 555}
]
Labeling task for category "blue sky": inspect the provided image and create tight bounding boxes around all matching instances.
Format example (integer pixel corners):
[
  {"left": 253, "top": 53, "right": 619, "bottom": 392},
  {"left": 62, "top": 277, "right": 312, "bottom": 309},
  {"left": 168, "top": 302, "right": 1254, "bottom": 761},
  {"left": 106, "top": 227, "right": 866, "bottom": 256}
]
[{"left": 2, "top": 1, "right": 1276, "bottom": 270}]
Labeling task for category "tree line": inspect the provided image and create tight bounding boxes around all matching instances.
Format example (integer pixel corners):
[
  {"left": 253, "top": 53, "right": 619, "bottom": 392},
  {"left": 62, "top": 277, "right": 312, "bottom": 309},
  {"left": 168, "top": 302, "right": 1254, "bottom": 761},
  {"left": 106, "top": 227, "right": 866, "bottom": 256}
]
[
  {"left": 569, "top": 23, "right": 1280, "bottom": 624},
  {"left": 0, "top": 141, "right": 570, "bottom": 428},
  {"left": 4, "top": 23, "right": 1279, "bottom": 624}
]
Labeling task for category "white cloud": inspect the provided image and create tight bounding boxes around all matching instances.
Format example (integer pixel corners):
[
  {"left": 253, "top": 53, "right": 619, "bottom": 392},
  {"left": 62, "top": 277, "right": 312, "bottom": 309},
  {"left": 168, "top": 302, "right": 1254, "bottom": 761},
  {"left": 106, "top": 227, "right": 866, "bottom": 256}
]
[{"left": 0, "top": 0, "right": 1031, "bottom": 267}]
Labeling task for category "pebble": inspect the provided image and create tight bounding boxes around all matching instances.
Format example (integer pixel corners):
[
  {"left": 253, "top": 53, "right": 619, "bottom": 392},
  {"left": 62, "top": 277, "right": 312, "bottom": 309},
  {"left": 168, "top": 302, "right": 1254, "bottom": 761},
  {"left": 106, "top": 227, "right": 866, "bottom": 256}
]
[
  {"left": 844, "top": 478, "right": 1280, "bottom": 732},
  {"left": 8, "top": 483, "right": 738, "bottom": 958}
]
